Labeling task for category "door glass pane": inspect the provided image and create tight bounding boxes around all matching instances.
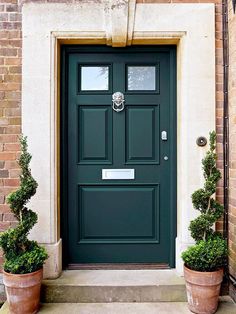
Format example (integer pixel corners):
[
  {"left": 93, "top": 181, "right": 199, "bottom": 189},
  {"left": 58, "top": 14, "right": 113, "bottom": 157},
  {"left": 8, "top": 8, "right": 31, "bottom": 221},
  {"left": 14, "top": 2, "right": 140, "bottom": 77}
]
[
  {"left": 81, "top": 66, "right": 109, "bottom": 91},
  {"left": 127, "top": 66, "right": 156, "bottom": 91}
]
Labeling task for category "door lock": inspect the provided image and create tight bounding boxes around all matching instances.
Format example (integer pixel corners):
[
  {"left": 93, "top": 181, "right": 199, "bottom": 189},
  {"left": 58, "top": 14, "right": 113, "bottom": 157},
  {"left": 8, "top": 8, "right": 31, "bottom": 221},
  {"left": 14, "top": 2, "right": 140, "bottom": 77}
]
[{"left": 161, "top": 131, "right": 168, "bottom": 141}]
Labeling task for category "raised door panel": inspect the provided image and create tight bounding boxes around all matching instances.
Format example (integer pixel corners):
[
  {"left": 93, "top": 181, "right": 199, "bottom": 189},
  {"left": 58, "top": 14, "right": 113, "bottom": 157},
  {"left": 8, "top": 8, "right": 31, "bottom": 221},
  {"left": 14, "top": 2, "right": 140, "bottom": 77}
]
[
  {"left": 78, "top": 185, "right": 159, "bottom": 244},
  {"left": 125, "top": 106, "right": 160, "bottom": 164},
  {"left": 78, "top": 106, "right": 112, "bottom": 164}
]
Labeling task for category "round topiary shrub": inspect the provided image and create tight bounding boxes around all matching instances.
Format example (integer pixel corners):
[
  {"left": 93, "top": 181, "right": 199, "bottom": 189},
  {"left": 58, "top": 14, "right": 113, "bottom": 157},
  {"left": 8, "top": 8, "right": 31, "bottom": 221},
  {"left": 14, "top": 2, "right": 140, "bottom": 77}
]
[{"left": 0, "top": 136, "right": 48, "bottom": 274}]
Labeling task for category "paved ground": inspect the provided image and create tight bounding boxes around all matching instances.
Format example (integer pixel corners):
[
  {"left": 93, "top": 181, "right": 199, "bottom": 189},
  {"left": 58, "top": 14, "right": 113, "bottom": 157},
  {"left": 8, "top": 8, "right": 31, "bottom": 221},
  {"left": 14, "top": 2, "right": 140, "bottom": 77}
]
[{"left": 1, "top": 297, "right": 235, "bottom": 314}]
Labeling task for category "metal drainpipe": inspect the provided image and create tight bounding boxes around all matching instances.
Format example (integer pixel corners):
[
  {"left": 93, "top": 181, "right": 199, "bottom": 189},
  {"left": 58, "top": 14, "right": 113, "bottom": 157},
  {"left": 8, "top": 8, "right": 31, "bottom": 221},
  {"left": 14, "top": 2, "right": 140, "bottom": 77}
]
[
  {"left": 222, "top": 0, "right": 236, "bottom": 287},
  {"left": 222, "top": 0, "right": 229, "bottom": 241}
]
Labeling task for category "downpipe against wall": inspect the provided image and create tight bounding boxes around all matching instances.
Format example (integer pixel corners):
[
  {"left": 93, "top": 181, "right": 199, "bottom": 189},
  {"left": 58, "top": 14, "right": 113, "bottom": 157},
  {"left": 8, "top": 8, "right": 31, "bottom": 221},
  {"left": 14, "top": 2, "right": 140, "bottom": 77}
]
[{"left": 222, "top": 0, "right": 236, "bottom": 287}]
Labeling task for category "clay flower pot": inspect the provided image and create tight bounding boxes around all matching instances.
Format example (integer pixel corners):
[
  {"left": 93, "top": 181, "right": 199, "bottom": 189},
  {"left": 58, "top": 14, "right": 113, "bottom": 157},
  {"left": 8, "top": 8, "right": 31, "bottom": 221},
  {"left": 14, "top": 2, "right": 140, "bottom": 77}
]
[
  {"left": 184, "top": 265, "right": 223, "bottom": 314},
  {"left": 3, "top": 268, "right": 43, "bottom": 314}
]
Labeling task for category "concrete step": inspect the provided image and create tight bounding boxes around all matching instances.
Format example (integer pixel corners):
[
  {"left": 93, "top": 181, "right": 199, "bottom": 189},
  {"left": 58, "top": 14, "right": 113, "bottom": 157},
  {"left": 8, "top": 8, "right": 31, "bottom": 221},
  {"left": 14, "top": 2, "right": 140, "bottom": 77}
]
[
  {"left": 41, "top": 270, "right": 187, "bottom": 303},
  {"left": 1, "top": 298, "right": 236, "bottom": 314}
]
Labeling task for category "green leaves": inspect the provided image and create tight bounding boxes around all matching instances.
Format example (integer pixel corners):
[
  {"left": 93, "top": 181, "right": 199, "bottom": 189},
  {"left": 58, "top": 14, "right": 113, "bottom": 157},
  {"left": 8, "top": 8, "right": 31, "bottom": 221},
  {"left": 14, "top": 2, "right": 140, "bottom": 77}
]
[
  {"left": 209, "top": 131, "right": 216, "bottom": 151},
  {"left": 189, "top": 214, "right": 214, "bottom": 242},
  {"left": 0, "top": 136, "right": 48, "bottom": 274},
  {"left": 3, "top": 242, "right": 48, "bottom": 275},
  {"left": 182, "top": 131, "right": 228, "bottom": 271},
  {"left": 192, "top": 188, "right": 209, "bottom": 213},
  {"left": 189, "top": 131, "right": 224, "bottom": 242},
  {"left": 7, "top": 137, "right": 37, "bottom": 215},
  {"left": 181, "top": 236, "right": 227, "bottom": 272}
]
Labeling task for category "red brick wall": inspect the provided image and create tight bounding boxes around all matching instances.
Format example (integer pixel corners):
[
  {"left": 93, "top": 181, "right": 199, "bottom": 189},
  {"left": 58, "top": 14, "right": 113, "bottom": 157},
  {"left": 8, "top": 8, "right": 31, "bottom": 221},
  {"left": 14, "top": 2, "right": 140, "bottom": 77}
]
[
  {"left": 228, "top": 0, "right": 236, "bottom": 302},
  {"left": 0, "top": 0, "right": 21, "bottom": 301},
  {"left": 0, "top": 0, "right": 21, "bottom": 273}
]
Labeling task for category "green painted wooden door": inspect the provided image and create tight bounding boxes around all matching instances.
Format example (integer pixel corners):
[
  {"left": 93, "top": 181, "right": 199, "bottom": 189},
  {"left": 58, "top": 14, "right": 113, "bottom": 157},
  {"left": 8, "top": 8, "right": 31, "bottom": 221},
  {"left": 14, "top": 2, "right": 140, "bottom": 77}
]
[{"left": 61, "top": 46, "right": 176, "bottom": 267}]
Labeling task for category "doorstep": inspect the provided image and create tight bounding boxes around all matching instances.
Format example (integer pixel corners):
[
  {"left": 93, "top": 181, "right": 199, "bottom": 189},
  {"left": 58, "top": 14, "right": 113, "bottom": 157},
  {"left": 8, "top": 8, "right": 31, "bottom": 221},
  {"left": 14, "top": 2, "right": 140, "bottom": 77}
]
[
  {"left": 0, "top": 297, "right": 236, "bottom": 314},
  {"left": 41, "top": 269, "right": 186, "bottom": 303}
]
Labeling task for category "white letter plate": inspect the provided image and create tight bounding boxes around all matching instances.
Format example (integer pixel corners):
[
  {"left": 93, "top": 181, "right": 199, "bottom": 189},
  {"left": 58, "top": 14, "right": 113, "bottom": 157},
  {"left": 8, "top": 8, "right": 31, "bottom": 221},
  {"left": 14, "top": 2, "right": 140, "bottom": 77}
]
[{"left": 102, "top": 169, "right": 135, "bottom": 180}]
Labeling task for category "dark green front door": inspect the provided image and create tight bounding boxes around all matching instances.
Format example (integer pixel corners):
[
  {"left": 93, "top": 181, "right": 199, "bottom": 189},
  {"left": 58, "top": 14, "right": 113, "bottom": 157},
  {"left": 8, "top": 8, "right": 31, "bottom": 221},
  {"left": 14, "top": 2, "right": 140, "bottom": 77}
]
[{"left": 61, "top": 46, "right": 176, "bottom": 267}]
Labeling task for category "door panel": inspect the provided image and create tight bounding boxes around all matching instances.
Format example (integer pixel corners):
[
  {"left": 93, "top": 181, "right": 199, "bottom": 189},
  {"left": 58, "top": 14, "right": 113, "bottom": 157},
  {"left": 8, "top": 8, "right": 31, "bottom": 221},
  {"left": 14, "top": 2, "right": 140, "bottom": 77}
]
[
  {"left": 78, "top": 106, "right": 112, "bottom": 164},
  {"left": 126, "top": 106, "right": 160, "bottom": 163},
  {"left": 78, "top": 185, "right": 159, "bottom": 243},
  {"left": 61, "top": 46, "right": 176, "bottom": 267}
]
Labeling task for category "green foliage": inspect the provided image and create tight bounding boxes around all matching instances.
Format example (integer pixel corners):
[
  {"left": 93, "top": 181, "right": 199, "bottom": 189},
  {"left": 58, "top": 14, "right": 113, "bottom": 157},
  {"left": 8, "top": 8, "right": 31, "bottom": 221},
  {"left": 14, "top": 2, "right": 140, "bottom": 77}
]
[
  {"left": 182, "top": 131, "right": 228, "bottom": 271},
  {"left": 3, "top": 241, "right": 48, "bottom": 274},
  {"left": 0, "top": 136, "right": 48, "bottom": 274},
  {"left": 181, "top": 236, "right": 227, "bottom": 272}
]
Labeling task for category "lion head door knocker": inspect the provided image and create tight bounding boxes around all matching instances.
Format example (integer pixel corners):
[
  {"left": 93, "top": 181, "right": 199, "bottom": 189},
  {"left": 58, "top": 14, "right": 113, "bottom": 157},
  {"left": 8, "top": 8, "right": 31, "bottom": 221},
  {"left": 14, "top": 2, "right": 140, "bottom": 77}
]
[{"left": 112, "top": 92, "right": 125, "bottom": 112}]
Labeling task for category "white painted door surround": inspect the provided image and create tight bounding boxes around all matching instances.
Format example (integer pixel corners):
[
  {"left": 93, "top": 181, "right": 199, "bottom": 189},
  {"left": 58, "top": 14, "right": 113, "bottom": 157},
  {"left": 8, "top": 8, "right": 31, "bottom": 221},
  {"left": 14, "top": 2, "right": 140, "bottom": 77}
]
[{"left": 22, "top": 1, "right": 215, "bottom": 278}]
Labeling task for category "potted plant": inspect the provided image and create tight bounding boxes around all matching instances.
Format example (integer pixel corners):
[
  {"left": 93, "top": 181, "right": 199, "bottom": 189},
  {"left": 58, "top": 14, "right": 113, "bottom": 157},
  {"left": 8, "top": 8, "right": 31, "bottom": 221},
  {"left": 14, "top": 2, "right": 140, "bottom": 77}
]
[
  {"left": 181, "top": 131, "right": 228, "bottom": 314},
  {"left": 0, "top": 136, "right": 48, "bottom": 314}
]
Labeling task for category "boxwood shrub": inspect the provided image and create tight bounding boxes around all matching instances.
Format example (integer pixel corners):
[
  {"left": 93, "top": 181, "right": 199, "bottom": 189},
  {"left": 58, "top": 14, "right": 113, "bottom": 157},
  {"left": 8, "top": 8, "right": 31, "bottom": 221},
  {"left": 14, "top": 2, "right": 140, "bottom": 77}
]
[
  {"left": 0, "top": 136, "right": 48, "bottom": 274},
  {"left": 181, "top": 132, "right": 228, "bottom": 272}
]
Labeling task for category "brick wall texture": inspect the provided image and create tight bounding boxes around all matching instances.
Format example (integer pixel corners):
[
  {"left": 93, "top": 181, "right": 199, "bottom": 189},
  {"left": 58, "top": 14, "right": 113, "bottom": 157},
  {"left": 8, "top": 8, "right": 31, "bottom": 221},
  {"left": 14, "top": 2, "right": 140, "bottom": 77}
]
[
  {"left": 0, "top": 0, "right": 21, "bottom": 273},
  {"left": 0, "top": 0, "right": 21, "bottom": 301},
  {"left": 228, "top": 0, "right": 236, "bottom": 302},
  {"left": 0, "top": 0, "right": 233, "bottom": 297}
]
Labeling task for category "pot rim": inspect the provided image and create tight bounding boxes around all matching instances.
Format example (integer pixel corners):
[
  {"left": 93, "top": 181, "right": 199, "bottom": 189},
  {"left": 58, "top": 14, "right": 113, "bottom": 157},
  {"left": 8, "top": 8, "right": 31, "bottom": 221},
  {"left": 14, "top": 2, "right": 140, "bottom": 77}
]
[
  {"left": 184, "top": 264, "right": 224, "bottom": 275},
  {"left": 3, "top": 268, "right": 43, "bottom": 278}
]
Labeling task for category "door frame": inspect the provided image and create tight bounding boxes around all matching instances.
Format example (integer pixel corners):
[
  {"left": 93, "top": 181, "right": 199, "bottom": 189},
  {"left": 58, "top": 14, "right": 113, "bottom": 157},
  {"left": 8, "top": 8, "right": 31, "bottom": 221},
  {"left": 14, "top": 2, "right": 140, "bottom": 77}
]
[{"left": 60, "top": 45, "right": 177, "bottom": 269}]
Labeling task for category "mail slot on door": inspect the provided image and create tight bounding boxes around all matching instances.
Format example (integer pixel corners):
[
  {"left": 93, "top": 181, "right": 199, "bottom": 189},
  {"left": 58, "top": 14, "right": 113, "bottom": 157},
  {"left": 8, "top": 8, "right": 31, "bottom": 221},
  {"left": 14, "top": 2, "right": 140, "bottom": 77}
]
[{"left": 102, "top": 169, "right": 135, "bottom": 180}]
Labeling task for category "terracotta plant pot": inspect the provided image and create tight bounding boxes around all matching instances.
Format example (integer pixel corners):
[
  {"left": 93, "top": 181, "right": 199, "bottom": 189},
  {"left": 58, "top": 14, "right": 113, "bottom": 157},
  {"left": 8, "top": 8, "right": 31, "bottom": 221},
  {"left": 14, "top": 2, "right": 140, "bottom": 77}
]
[
  {"left": 3, "top": 268, "right": 43, "bottom": 314},
  {"left": 184, "top": 265, "right": 223, "bottom": 314}
]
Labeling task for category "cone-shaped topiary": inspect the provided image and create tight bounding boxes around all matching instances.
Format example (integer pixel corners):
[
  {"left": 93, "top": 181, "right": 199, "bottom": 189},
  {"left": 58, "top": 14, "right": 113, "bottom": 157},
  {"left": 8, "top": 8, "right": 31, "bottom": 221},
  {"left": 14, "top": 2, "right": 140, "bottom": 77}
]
[
  {"left": 0, "top": 136, "right": 48, "bottom": 274},
  {"left": 182, "top": 131, "right": 227, "bottom": 272}
]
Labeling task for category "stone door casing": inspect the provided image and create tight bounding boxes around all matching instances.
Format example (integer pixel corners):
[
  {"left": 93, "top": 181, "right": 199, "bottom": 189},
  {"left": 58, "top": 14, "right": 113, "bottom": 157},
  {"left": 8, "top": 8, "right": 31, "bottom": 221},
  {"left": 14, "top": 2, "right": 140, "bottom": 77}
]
[{"left": 22, "top": 1, "right": 215, "bottom": 278}]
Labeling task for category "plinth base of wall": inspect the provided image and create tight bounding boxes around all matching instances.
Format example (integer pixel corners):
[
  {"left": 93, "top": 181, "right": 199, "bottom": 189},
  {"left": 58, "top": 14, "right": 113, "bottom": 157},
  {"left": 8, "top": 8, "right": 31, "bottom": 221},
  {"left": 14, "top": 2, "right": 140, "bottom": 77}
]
[{"left": 43, "top": 239, "right": 62, "bottom": 279}]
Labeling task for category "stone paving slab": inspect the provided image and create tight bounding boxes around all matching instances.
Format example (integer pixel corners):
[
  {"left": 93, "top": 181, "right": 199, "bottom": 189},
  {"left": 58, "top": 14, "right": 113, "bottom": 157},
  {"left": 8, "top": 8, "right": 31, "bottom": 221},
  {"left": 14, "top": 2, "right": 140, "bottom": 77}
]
[{"left": 1, "top": 297, "right": 235, "bottom": 314}]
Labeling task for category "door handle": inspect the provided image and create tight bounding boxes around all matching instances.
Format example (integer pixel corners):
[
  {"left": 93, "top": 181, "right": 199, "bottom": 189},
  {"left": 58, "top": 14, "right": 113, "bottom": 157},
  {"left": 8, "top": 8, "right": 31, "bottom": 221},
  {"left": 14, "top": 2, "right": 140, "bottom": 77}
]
[{"left": 161, "top": 131, "right": 168, "bottom": 141}]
